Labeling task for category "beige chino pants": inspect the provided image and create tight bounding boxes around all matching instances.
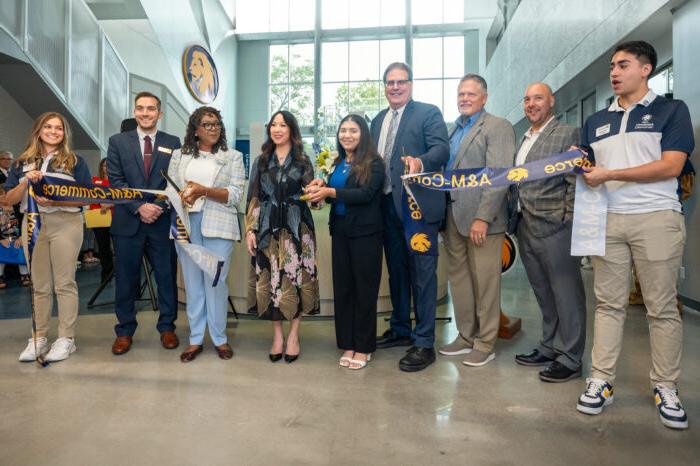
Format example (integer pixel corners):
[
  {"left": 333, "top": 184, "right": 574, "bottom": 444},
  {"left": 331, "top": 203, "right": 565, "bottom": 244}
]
[
  {"left": 590, "top": 210, "right": 685, "bottom": 389},
  {"left": 444, "top": 207, "right": 503, "bottom": 354},
  {"left": 22, "top": 211, "right": 83, "bottom": 338}
]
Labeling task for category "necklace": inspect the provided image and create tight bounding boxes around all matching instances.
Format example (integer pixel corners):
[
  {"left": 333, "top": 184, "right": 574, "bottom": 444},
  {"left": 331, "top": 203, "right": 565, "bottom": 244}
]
[{"left": 342, "top": 159, "right": 352, "bottom": 174}]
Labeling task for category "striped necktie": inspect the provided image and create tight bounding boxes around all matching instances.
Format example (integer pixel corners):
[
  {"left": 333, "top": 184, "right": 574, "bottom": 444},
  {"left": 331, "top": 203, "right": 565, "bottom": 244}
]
[{"left": 382, "top": 110, "right": 399, "bottom": 193}]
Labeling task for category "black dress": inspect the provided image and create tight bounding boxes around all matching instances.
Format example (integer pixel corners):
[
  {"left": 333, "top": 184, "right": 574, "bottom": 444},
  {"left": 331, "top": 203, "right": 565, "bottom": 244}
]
[{"left": 245, "top": 153, "right": 320, "bottom": 320}]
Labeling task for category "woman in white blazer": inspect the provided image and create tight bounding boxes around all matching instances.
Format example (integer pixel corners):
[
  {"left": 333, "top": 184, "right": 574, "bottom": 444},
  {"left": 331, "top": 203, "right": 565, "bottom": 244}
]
[{"left": 167, "top": 106, "right": 245, "bottom": 362}]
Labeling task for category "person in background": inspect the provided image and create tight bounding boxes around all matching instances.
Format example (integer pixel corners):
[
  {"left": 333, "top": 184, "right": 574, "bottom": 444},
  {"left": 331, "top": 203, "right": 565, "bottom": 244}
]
[
  {"left": 0, "top": 187, "right": 29, "bottom": 288},
  {"left": 92, "top": 158, "right": 114, "bottom": 284},
  {"left": 167, "top": 106, "right": 245, "bottom": 362},
  {"left": 245, "top": 110, "right": 319, "bottom": 363},
  {"left": 4, "top": 112, "right": 92, "bottom": 362},
  {"left": 305, "top": 114, "right": 385, "bottom": 370}
]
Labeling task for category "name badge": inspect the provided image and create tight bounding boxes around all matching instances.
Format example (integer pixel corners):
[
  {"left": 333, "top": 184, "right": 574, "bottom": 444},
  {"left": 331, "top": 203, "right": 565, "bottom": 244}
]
[
  {"left": 158, "top": 147, "right": 172, "bottom": 154},
  {"left": 23, "top": 163, "right": 36, "bottom": 172},
  {"left": 595, "top": 124, "right": 611, "bottom": 137}
]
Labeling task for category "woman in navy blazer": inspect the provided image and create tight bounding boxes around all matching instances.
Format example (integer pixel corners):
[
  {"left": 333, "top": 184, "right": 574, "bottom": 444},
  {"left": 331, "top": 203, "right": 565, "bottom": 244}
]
[{"left": 305, "top": 114, "right": 385, "bottom": 370}]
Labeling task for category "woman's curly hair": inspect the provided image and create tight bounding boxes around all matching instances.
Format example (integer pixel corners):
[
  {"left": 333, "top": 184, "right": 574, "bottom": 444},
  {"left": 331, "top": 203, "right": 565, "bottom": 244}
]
[{"left": 181, "top": 106, "right": 228, "bottom": 157}]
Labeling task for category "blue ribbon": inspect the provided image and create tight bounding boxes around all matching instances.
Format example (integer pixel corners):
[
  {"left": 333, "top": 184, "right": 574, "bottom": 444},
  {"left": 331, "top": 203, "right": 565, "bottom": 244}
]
[
  {"left": 29, "top": 176, "right": 225, "bottom": 286},
  {"left": 401, "top": 150, "right": 593, "bottom": 256}
]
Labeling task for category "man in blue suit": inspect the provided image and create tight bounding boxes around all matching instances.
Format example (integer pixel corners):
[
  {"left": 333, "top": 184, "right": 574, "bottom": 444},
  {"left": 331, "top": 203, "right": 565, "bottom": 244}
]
[
  {"left": 371, "top": 63, "right": 450, "bottom": 372},
  {"left": 107, "top": 92, "right": 181, "bottom": 355}
]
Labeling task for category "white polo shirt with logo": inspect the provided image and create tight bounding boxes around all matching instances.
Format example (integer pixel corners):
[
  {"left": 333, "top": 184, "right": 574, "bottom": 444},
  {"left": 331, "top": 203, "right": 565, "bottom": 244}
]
[{"left": 581, "top": 90, "right": 695, "bottom": 214}]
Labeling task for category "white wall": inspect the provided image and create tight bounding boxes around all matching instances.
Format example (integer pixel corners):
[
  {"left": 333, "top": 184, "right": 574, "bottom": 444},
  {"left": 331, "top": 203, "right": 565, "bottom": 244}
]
[
  {"left": 0, "top": 83, "right": 33, "bottom": 155},
  {"left": 484, "top": 0, "right": 672, "bottom": 123},
  {"left": 100, "top": 1, "right": 238, "bottom": 131},
  {"left": 101, "top": 19, "right": 187, "bottom": 106},
  {"left": 673, "top": 0, "right": 700, "bottom": 307}
]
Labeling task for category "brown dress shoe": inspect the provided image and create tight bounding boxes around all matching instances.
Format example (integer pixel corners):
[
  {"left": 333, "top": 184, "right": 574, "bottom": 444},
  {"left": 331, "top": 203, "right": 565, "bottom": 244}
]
[
  {"left": 180, "top": 345, "right": 203, "bottom": 363},
  {"left": 160, "top": 331, "right": 179, "bottom": 349},
  {"left": 112, "top": 336, "right": 133, "bottom": 355},
  {"left": 215, "top": 343, "right": 234, "bottom": 360}
]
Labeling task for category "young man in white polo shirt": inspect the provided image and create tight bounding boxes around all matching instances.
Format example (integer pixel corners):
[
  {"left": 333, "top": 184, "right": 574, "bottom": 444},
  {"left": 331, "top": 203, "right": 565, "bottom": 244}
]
[{"left": 575, "top": 41, "right": 694, "bottom": 429}]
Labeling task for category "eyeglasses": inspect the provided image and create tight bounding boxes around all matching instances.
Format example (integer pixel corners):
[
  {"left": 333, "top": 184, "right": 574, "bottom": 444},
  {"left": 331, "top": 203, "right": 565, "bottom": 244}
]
[
  {"left": 384, "top": 80, "right": 411, "bottom": 88},
  {"left": 200, "top": 122, "right": 222, "bottom": 131}
]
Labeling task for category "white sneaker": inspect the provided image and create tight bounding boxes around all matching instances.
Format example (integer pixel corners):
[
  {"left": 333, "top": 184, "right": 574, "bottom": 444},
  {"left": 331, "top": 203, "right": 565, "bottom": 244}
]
[
  {"left": 654, "top": 385, "right": 689, "bottom": 430},
  {"left": 577, "top": 378, "right": 614, "bottom": 415},
  {"left": 44, "top": 337, "right": 76, "bottom": 362},
  {"left": 18, "top": 337, "right": 49, "bottom": 362}
]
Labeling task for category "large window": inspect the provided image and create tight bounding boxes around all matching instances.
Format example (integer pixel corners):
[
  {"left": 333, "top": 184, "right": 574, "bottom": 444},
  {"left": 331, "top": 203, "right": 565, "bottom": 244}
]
[
  {"left": 412, "top": 36, "right": 464, "bottom": 122},
  {"left": 649, "top": 64, "right": 673, "bottom": 96},
  {"left": 236, "top": 0, "right": 315, "bottom": 33},
  {"left": 321, "top": 40, "right": 405, "bottom": 119},
  {"left": 411, "top": 0, "right": 464, "bottom": 25},
  {"left": 322, "top": 0, "right": 405, "bottom": 29},
  {"left": 249, "top": 1, "right": 486, "bottom": 144},
  {"left": 269, "top": 44, "right": 315, "bottom": 127}
]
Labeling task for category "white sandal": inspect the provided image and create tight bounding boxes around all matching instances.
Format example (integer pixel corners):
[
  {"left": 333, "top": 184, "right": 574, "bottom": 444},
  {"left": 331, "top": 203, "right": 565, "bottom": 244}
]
[
  {"left": 339, "top": 355, "right": 353, "bottom": 367},
  {"left": 348, "top": 353, "right": 372, "bottom": 370}
]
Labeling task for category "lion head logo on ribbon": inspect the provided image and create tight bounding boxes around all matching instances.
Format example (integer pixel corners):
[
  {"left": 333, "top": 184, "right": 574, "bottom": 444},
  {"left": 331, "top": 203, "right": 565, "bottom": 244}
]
[
  {"left": 410, "top": 233, "right": 432, "bottom": 253},
  {"left": 507, "top": 167, "right": 529, "bottom": 182}
]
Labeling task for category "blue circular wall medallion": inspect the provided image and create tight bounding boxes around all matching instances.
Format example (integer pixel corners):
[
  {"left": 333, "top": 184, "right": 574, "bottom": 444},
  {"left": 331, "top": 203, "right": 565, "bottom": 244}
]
[{"left": 182, "top": 45, "right": 219, "bottom": 104}]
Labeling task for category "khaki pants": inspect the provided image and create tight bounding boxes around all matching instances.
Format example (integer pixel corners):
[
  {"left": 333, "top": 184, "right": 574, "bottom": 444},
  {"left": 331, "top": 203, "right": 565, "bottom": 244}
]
[
  {"left": 590, "top": 210, "right": 685, "bottom": 389},
  {"left": 22, "top": 211, "right": 83, "bottom": 338},
  {"left": 444, "top": 207, "right": 503, "bottom": 353}
]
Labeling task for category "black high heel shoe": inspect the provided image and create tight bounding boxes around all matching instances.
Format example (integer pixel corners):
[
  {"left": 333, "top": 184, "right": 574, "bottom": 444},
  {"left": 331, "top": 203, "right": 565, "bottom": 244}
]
[
  {"left": 269, "top": 352, "right": 283, "bottom": 362},
  {"left": 284, "top": 338, "right": 300, "bottom": 363}
]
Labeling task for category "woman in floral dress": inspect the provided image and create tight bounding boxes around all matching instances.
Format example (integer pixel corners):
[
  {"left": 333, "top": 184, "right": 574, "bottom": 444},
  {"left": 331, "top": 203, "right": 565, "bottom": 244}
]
[{"left": 245, "top": 110, "right": 319, "bottom": 363}]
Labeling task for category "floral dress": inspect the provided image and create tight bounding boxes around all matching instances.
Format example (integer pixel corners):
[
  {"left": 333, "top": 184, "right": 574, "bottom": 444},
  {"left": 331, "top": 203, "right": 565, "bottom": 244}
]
[{"left": 245, "top": 153, "right": 320, "bottom": 320}]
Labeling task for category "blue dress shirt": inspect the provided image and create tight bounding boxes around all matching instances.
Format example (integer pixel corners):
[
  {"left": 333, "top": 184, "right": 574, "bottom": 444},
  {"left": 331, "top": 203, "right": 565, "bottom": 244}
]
[
  {"left": 448, "top": 111, "right": 480, "bottom": 168},
  {"left": 329, "top": 158, "right": 352, "bottom": 215}
]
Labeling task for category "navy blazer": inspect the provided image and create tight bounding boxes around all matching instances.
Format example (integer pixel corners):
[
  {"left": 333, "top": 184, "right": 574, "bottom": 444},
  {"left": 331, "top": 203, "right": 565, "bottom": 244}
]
[
  {"left": 107, "top": 129, "right": 181, "bottom": 236},
  {"left": 327, "top": 157, "right": 385, "bottom": 238},
  {"left": 370, "top": 100, "right": 449, "bottom": 224}
]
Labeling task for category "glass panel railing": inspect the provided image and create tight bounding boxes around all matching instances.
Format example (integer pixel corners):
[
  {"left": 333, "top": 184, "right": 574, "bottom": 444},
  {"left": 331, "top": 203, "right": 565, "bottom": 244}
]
[
  {"left": 0, "top": 0, "right": 130, "bottom": 150},
  {"left": 70, "top": 0, "right": 101, "bottom": 135},
  {"left": 0, "top": 0, "right": 22, "bottom": 40},
  {"left": 103, "top": 37, "right": 129, "bottom": 146},
  {"left": 27, "top": 0, "right": 67, "bottom": 95}
]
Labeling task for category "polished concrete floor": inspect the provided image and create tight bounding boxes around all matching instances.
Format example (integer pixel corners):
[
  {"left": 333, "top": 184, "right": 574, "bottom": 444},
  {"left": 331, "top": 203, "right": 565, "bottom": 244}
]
[{"left": 1, "top": 263, "right": 699, "bottom": 466}]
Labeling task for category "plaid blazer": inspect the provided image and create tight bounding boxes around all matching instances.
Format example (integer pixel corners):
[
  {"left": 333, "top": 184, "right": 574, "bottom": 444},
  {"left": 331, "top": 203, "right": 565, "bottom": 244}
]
[
  {"left": 513, "top": 118, "right": 580, "bottom": 238},
  {"left": 167, "top": 148, "right": 245, "bottom": 241}
]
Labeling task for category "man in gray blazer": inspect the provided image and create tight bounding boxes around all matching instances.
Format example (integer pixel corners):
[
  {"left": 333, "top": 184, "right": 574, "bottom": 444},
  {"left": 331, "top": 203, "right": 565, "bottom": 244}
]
[
  {"left": 512, "top": 82, "right": 586, "bottom": 382},
  {"left": 439, "top": 74, "right": 515, "bottom": 367}
]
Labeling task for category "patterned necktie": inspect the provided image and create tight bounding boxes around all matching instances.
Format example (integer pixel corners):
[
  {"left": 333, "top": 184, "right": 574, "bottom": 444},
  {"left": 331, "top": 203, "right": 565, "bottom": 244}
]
[
  {"left": 382, "top": 110, "right": 399, "bottom": 193},
  {"left": 143, "top": 135, "right": 153, "bottom": 177}
]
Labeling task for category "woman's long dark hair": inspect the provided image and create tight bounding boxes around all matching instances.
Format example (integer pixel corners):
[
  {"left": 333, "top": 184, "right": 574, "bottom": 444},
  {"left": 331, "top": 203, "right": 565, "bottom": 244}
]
[
  {"left": 259, "top": 110, "right": 305, "bottom": 171},
  {"left": 334, "top": 114, "right": 380, "bottom": 186},
  {"left": 182, "top": 106, "right": 228, "bottom": 157}
]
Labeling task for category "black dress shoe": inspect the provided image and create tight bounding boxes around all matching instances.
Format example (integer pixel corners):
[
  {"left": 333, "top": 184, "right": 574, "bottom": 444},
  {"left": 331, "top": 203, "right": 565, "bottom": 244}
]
[
  {"left": 376, "top": 329, "right": 413, "bottom": 349},
  {"left": 515, "top": 349, "right": 555, "bottom": 367},
  {"left": 269, "top": 353, "right": 283, "bottom": 362},
  {"left": 399, "top": 346, "right": 436, "bottom": 372},
  {"left": 539, "top": 361, "right": 582, "bottom": 383}
]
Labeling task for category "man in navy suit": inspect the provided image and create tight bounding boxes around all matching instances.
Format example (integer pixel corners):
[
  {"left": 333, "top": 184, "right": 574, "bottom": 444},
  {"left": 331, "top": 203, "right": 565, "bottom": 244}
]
[
  {"left": 371, "top": 63, "right": 449, "bottom": 372},
  {"left": 107, "top": 92, "right": 181, "bottom": 355}
]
